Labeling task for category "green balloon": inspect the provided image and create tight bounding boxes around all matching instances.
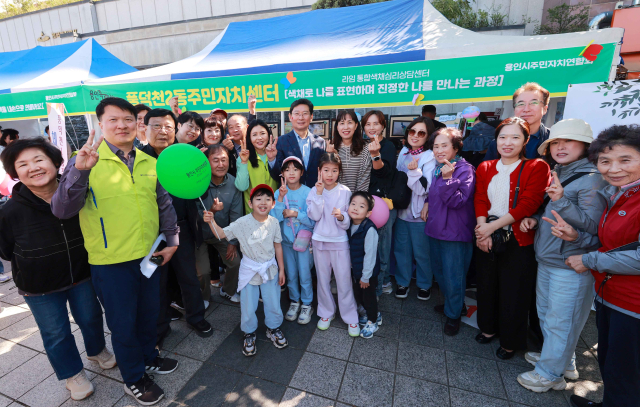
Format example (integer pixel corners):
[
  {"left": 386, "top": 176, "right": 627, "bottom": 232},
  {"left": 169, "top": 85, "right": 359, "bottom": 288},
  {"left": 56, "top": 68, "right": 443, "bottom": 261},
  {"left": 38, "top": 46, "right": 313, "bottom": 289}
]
[{"left": 156, "top": 144, "right": 211, "bottom": 199}]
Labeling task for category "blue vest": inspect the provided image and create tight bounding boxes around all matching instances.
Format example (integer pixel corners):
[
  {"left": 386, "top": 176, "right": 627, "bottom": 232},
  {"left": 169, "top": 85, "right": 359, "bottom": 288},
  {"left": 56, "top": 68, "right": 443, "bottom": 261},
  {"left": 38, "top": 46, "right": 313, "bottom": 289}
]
[{"left": 347, "top": 218, "right": 380, "bottom": 281}]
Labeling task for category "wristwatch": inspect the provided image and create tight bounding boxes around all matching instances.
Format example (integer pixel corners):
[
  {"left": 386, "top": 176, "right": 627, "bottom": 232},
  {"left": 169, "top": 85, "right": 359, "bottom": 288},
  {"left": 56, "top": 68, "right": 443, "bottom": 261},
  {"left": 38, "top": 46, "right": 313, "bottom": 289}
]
[{"left": 372, "top": 155, "right": 382, "bottom": 161}]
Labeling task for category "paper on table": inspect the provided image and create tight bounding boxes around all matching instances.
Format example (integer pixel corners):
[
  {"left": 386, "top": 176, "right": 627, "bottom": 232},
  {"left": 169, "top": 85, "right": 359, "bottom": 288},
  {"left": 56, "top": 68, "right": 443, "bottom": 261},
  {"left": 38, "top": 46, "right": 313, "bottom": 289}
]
[{"left": 140, "top": 233, "right": 166, "bottom": 278}]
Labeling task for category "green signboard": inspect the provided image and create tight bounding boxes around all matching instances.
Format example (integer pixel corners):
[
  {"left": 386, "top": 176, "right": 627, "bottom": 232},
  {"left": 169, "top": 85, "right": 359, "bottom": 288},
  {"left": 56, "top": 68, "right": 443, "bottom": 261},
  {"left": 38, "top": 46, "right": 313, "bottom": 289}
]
[{"left": 0, "top": 43, "right": 616, "bottom": 122}]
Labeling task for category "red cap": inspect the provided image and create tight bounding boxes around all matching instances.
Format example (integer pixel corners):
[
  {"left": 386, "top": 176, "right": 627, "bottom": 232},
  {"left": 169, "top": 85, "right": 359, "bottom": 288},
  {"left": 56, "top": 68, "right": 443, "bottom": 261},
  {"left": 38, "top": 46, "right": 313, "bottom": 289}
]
[
  {"left": 249, "top": 184, "right": 274, "bottom": 200},
  {"left": 210, "top": 108, "right": 228, "bottom": 118}
]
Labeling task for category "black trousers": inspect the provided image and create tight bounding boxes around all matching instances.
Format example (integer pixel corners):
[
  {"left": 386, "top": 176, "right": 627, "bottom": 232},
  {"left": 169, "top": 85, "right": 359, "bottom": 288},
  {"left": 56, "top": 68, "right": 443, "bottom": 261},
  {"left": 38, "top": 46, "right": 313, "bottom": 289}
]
[
  {"left": 596, "top": 301, "right": 640, "bottom": 407},
  {"left": 475, "top": 238, "right": 537, "bottom": 350},
  {"left": 207, "top": 244, "right": 221, "bottom": 281},
  {"left": 353, "top": 275, "right": 378, "bottom": 323},
  {"left": 157, "top": 224, "right": 205, "bottom": 345}
]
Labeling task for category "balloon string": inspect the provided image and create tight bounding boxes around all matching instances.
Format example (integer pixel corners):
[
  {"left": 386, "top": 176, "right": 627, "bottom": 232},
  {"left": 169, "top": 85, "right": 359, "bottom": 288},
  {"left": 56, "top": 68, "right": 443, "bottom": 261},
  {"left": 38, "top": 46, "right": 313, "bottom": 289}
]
[{"left": 199, "top": 197, "right": 221, "bottom": 240}]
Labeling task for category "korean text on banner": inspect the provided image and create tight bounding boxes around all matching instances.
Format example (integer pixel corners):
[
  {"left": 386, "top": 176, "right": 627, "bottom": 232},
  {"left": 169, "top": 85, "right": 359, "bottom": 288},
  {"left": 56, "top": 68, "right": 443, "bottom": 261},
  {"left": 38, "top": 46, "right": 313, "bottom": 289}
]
[{"left": 47, "top": 102, "right": 68, "bottom": 174}]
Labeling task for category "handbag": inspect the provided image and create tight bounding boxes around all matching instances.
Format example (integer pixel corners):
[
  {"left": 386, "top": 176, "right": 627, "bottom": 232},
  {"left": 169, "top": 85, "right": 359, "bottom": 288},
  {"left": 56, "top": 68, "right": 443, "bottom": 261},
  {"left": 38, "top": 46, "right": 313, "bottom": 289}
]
[
  {"left": 284, "top": 195, "right": 311, "bottom": 252},
  {"left": 487, "top": 161, "right": 525, "bottom": 254}
]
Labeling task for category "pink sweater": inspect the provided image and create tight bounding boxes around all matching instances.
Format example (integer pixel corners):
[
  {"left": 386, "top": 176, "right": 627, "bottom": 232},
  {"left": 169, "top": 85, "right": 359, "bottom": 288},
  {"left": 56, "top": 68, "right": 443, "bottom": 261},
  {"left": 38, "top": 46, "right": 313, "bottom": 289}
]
[{"left": 306, "top": 183, "right": 352, "bottom": 242}]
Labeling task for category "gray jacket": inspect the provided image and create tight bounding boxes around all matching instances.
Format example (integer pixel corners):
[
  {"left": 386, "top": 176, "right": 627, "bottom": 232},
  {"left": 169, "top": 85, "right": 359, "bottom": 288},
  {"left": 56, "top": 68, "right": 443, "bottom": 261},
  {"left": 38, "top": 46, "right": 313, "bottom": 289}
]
[
  {"left": 532, "top": 158, "right": 608, "bottom": 268},
  {"left": 198, "top": 174, "right": 243, "bottom": 245}
]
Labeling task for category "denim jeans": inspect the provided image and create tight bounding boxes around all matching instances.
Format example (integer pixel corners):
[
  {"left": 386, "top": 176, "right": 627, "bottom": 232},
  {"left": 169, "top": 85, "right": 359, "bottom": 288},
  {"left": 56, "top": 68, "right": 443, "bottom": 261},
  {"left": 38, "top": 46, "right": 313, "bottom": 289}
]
[
  {"left": 535, "top": 262, "right": 594, "bottom": 381},
  {"left": 23, "top": 280, "right": 105, "bottom": 380},
  {"left": 282, "top": 243, "right": 313, "bottom": 305},
  {"left": 376, "top": 208, "right": 397, "bottom": 296},
  {"left": 428, "top": 237, "right": 472, "bottom": 319},
  {"left": 240, "top": 276, "right": 283, "bottom": 334},
  {"left": 393, "top": 219, "right": 432, "bottom": 290}
]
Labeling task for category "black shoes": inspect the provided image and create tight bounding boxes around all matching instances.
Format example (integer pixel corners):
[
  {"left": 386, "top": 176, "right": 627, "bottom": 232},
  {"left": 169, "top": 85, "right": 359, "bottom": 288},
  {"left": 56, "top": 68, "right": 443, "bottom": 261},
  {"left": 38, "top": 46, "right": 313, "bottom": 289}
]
[
  {"left": 570, "top": 395, "right": 602, "bottom": 407},
  {"left": 395, "top": 286, "right": 409, "bottom": 299},
  {"left": 145, "top": 356, "right": 179, "bottom": 375},
  {"left": 417, "top": 288, "right": 431, "bottom": 301},
  {"left": 124, "top": 373, "right": 164, "bottom": 406},
  {"left": 434, "top": 304, "right": 468, "bottom": 318},
  {"left": 243, "top": 333, "right": 257, "bottom": 356},
  {"left": 496, "top": 347, "right": 515, "bottom": 360},
  {"left": 169, "top": 307, "right": 182, "bottom": 321},
  {"left": 444, "top": 317, "right": 461, "bottom": 336},
  {"left": 189, "top": 320, "right": 213, "bottom": 338},
  {"left": 475, "top": 332, "right": 497, "bottom": 344}
]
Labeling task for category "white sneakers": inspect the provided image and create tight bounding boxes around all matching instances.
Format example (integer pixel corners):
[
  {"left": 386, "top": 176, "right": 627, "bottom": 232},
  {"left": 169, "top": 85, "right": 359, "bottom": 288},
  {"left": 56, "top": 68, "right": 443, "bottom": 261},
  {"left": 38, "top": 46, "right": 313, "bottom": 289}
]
[
  {"left": 285, "top": 302, "right": 300, "bottom": 321},
  {"left": 524, "top": 351, "right": 579, "bottom": 380},
  {"left": 348, "top": 324, "right": 361, "bottom": 337},
  {"left": 298, "top": 305, "right": 313, "bottom": 325},
  {"left": 517, "top": 371, "right": 567, "bottom": 393},
  {"left": 86, "top": 347, "right": 117, "bottom": 369},
  {"left": 66, "top": 370, "right": 94, "bottom": 400},
  {"left": 317, "top": 315, "right": 334, "bottom": 330}
]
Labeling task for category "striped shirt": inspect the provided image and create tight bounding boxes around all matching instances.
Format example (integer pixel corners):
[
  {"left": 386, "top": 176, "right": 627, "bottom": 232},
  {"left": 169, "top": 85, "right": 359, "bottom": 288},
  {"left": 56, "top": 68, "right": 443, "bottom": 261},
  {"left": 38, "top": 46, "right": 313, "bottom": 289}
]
[{"left": 338, "top": 144, "right": 372, "bottom": 193}]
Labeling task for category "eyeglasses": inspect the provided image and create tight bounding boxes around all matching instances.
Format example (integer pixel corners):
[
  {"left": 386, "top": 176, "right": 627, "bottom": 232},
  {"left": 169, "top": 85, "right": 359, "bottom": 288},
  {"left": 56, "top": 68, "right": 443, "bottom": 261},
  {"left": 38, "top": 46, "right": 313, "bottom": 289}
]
[
  {"left": 408, "top": 129, "right": 428, "bottom": 138},
  {"left": 292, "top": 112, "right": 310, "bottom": 119},
  {"left": 150, "top": 124, "right": 175, "bottom": 132},
  {"left": 514, "top": 100, "right": 542, "bottom": 109},
  {"left": 184, "top": 123, "right": 201, "bottom": 132}
]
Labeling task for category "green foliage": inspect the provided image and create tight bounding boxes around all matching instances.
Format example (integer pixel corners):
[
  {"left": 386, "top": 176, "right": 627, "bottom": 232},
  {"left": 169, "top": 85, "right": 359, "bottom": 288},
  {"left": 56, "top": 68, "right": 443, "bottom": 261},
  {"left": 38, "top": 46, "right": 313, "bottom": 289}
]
[
  {"left": 535, "top": 3, "right": 589, "bottom": 35},
  {"left": 429, "top": 0, "right": 526, "bottom": 30},
  {"left": 0, "top": 0, "right": 85, "bottom": 20},
  {"left": 312, "top": 0, "right": 389, "bottom": 10}
]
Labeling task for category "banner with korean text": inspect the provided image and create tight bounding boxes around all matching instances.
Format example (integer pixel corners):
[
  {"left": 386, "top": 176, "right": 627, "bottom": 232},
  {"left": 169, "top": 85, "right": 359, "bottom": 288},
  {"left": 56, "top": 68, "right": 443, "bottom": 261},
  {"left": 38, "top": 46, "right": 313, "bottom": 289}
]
[{"left": 47, "top": 102, "right": 69, "bottom": 174}]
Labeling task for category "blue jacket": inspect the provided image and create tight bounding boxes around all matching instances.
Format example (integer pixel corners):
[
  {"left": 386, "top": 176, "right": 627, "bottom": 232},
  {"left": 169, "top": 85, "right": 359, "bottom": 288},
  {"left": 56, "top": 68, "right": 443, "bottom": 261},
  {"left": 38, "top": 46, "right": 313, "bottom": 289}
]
[
  {"left": 483, "top": 123, "right": 550, "bottom": 161},
  {"left": 269, "top": 130, "right": 326, "bottom": 188}
]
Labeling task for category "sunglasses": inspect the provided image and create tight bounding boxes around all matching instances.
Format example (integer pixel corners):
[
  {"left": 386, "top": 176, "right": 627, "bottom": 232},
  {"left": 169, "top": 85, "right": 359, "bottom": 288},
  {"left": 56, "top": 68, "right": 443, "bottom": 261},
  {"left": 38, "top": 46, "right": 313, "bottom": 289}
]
[{"left": 407, "top": 129, "right": 428, "bottom": 138}]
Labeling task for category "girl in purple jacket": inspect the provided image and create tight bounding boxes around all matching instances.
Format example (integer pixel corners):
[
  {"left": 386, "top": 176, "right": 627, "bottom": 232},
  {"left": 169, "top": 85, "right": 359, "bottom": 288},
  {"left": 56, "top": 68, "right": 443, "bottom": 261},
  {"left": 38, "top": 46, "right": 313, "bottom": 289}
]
[{"left": 426, "top": 128, "right": 476, "bottom": 336}]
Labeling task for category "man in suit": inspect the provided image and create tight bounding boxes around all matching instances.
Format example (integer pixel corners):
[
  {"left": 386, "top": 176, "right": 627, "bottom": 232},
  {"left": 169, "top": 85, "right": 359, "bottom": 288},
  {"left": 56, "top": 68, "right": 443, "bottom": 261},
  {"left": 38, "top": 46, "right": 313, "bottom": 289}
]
[{"left": 268, "top": 99, "right": 326, "bottom": 188}]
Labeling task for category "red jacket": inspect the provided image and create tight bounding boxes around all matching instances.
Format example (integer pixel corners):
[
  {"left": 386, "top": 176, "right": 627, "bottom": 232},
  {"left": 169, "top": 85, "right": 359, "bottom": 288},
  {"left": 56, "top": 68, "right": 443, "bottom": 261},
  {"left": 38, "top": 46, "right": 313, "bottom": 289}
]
[
  {"left": 593, "top": 185, "right": 640, "bottom": 314},
  {"left": 474, "top": 159, "right": 550, "bottom": 246}
]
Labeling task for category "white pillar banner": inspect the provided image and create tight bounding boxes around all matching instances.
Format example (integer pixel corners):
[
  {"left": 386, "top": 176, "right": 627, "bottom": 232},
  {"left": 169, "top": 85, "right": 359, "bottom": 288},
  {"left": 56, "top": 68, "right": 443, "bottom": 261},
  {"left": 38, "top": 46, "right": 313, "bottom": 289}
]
[{"left": 47, "top": 103, "right": 68, "bottom": 174}]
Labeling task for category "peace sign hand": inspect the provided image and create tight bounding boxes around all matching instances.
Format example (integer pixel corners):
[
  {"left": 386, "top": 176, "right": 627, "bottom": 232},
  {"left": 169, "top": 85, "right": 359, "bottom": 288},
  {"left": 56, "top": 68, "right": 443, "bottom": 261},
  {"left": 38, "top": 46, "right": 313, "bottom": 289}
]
[
  {"left": 278, "top": 175, "right": 288, "bottom": 201},
  {"left": 545, "top": 171, "right": 564, "bottom": 202},
  {"left": 222, "top": 132, "right": 235, "bottom": 151},
  {"left": 315, "top": 171, "right": 324, "bottom": 195},
  {"left": 75, "top": 130, "right": 104, "bottom": 170},
  {"left": 542, "top": 210, "right": 578, "bottom": 242},
  {"left": 239, "top": 138, "right": 250, "bottom": 165},
  {"left": 369, "top": 134, "right": 381, "bottom": 157},
  {"left": 266, "top": 133, "right": 278, "bottom": 161},
  {"left": 248, "top": 94, "right": 257, "bottom": 115},
  {"left": 441, "top": 159, "right": 456, "bottom": 180},
  {"left": 407, "top": 156, "right": 419, "bottom": 171}
]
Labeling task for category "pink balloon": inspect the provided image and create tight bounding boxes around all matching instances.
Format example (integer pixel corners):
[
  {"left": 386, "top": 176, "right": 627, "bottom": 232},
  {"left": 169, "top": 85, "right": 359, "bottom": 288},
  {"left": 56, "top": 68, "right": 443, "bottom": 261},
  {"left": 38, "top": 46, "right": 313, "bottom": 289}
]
[
  {"left": 6, "top": 177, "right": 18, "bottom": 195},
  {"left": 370, "top": 195, "right": 390, "bottom": 228},
  {"left": 0, "top": 174, "right": 10, "bottom": 196}
]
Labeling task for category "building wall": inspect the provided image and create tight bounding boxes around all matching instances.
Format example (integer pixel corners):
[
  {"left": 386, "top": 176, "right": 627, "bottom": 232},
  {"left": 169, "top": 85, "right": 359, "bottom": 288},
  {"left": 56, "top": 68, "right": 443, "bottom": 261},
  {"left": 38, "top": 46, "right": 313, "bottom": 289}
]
[{"left": 541, "top": 0, "right": 635, "bottom": 27}]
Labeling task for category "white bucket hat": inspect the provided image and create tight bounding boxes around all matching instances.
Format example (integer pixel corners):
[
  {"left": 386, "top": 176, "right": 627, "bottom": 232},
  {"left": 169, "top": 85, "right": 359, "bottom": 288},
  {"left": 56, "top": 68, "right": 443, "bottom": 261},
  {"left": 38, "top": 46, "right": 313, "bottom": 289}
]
[{"left": 537, "top": 118, "right": 594, "bottom": 156}]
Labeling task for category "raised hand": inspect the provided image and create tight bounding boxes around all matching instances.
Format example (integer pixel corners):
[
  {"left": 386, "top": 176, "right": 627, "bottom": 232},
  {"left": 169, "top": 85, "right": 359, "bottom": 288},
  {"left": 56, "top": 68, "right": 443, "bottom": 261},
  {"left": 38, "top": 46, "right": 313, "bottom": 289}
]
[
  {"left": 326, "top": 141, "right": 335, "bottom": 153},
  {"left": 315, "top": 171, "right": 324, "bottom": 195},
  {"left": 441, "top": 159, "right": 456, "bottom": 180},
  {"left": 210, "top": 198, "right": 224, "bottom": 213},
  {"left": 248, "top": 94, "right": 257, "bottom": 115},
  {"left": 331, "top": 207, "right": 344, "bottom": 221},
  {"left": 542, "top": 210, "right": 578, "bottom": 241},
  {"left": 369, "top": 134, "right": 381, "bottom": 157},
  {"left": 545, "top": 171, "right": 564, "bottom": 202},
  {"left": 222, "top": 132, "right": 235, "bottom": 151},
  {"left": 278, "top": 175, "right": 288, "bottom": 202},
  {"left": 266, "top": 133, "right": 278, "bottom": 161},
  {"left": 75, "top": 130, "right": 104, "bottom": 170},
  {"left": 168, "top": 96, "right": 180, "bottom": 116},
  {"left": 520, "top": 217, "right": 538, "bottom": 232},
  {"left": 407, "top": 156, "right": 419, "bottom": 171},
  {"left": 239, "top": 137, "right": 250, "bottom": 164}
]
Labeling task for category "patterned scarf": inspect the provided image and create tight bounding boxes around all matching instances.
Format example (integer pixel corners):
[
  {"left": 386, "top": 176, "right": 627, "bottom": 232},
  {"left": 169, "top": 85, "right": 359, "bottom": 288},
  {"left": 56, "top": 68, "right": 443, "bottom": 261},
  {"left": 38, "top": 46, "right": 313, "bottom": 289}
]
[
  {"left": 404, "top": 146, "right": 424, "bottom": 156},
  {"left": 434, "top": 155, "right": 461, "bottom": 179}
]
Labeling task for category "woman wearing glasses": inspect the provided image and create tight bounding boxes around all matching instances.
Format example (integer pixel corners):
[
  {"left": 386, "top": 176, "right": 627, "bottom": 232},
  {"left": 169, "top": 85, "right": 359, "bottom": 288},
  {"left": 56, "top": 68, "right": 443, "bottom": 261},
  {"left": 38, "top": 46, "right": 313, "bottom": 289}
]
[
  {"left": 176, "top": 112, "right": 205, "bottom": 146},
  {"left": 393, "top": 117, "right": 437, "bottom": 301}
]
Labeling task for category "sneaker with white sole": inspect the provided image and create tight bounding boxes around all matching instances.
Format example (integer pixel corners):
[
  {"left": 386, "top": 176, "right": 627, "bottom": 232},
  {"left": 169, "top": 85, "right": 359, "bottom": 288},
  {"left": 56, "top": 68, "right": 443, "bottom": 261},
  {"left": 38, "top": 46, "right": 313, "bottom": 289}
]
[
  {"left": 124, "top": 373, "right": 164, "bottom": 406},
  {"left": 317, "top": 315, "right": 333, "bottom": 330},
  {"left": 243, "top": 333, "right": 257, "bottom": 356},
  {"left": 220, "top": 287, "right": 240, "bottom": 303},
  {"left": 395, "top": 286, "right": 409, "bottom": 299},
  {"left": 360, "top": 312, "right": 382, "bottom": 326},
  {"left": 170, "top": 301, "right": 184, "bottom": 311},
  {"left": 285, "top": 302, "right": 300, "bottom": 321},
  {"left": 266, "top": 327, "right": 288, "bottom": 348},
  {"left": 298, "top": 305, "right": 313, "bottom": 325},
  {"left": 86, "top": 347, "right": 117, "bottom": 369},
  {"left": 348, "top": 324, "right": 361, "bottom": 337},
  {"left": 517, "top": 370, "right": 567, "bottom": 393},
  {"left": 525, "top": 352, "right": 579, "bottom": 380},
  {"left": 145, "top": 356, "right": 178, "bottom": 375},
  {"left": 360, "top": 321, "right": 378, "bottom": 339},
  {"left": 381, "top": 282, "right": 393, "bottom": 294},
  {"left": 66, "top": 370, "right": 94, "bottom": 401},
  {"left": 0, "top": 274, "right": 11, "bottom": 284}
]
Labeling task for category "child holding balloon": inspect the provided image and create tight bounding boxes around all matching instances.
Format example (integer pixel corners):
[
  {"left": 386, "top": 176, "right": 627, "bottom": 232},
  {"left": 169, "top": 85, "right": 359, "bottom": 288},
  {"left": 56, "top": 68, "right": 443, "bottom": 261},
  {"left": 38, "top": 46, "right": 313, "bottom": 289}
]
[
  {"left": 270, "top": 156, "right": 315, "bottom": 325},
  {"left": 306, "top": 152, "right": 360, "bottom": 337}
]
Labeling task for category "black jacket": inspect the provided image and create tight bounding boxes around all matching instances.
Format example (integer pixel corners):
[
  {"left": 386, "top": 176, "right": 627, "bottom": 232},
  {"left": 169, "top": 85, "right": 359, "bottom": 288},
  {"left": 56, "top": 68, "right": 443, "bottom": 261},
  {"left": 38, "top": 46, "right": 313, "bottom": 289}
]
[
  {"left": 369, "top": 159, "right": 411, "bottom": 210},
  {"left": 0, "top": 183, "right": 90, "bottom": 294}
]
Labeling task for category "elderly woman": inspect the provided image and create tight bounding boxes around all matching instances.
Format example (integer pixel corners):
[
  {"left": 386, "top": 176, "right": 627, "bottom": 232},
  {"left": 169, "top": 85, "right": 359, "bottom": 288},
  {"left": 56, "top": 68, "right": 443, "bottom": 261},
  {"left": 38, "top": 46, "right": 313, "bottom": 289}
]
[
  {"left": 0, "top": 139, "right": 116, "bottom": 401},
  {"left": 551, "top": 125, "right": 640, "bottom": 407},
  {"left": 426, "top": 128, "right": 476, "bottom": 336},
  {"left": 515, "top": 119, "right": 608, "bottom": 393}
]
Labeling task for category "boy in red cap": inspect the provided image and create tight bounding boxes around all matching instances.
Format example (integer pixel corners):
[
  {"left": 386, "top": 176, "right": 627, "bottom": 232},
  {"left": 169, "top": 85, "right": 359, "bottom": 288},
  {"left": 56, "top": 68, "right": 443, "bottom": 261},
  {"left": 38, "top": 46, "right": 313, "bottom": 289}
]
[{"left": 203, "top": 184, "right": 287, "bottom": 356}]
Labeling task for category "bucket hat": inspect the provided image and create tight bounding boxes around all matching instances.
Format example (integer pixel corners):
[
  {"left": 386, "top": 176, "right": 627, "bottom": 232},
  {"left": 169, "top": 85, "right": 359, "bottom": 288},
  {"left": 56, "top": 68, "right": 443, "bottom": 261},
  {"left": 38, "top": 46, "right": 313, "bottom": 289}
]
[{"left": 537, "top": 118, "right": 593, "bottom": 155}]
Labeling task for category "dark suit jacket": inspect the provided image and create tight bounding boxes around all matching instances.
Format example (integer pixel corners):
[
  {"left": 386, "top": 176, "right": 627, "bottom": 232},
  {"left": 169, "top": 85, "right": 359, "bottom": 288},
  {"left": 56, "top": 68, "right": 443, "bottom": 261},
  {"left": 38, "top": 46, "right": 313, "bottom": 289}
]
[{"left": 269, "top": 130, "right": 326, "bottom": 188}]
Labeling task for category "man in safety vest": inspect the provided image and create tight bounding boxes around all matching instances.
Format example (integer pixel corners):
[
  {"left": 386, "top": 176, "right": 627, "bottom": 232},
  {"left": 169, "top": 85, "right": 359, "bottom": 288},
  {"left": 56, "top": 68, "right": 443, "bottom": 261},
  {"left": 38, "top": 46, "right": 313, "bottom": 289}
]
[{"left": 52, "top": 97, "right": 180, "bottom": 406}]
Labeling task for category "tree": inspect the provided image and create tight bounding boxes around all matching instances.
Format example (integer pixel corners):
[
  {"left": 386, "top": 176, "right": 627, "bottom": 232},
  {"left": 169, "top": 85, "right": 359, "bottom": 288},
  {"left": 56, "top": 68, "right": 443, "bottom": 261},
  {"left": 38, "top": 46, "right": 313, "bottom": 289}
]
[
  {"left": 536, "top": 3, "right": 589, "bottom": 35},
  {"left": 312, "top": 0, "right": 389, "bottom": 10}
]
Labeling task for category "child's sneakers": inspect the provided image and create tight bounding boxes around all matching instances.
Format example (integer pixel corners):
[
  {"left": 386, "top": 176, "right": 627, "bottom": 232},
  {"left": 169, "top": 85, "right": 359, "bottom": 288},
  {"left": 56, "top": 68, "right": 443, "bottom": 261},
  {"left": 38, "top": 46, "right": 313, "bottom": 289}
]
[
  {"left": 298, "top": 305, "right": 313, "bottom": 325},
  {"left": 348, "top": 324, "right": 361, "bottom": 337},
  {"left": 266, "top": 327, "right": 288, "bottom": 348},
  {"left": 381, "top": 282, "right": 393, "bottom": 294},
  {"left": 358, "top": 314, "right": 368, "bottom": 325},
  {"left": 360, "top": 321, "right": 379, "bottom": 339},
  {"left": 359, "top": 312, "right": 382, "bottom": 326},
  {"left": 243, "top": 333, "right": 257, "bottom": 356},
  {"left": 317, "top": 315, "right": 334, "bottom": 330},
  {"left": 285, "top": 302, "right": 300, "bottom": 321}
]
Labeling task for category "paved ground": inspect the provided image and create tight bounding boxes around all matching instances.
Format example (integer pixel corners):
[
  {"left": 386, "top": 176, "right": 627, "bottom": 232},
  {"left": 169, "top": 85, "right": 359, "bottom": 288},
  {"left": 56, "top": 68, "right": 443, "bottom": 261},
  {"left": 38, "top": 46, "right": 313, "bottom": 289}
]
[{"left": 0, "top": 258, "right": 603, "bottom": 407}]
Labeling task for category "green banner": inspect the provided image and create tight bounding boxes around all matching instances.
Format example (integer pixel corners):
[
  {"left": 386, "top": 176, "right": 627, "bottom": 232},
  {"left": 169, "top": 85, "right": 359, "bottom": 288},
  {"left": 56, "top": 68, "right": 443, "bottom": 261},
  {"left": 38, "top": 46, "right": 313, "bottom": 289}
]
[
  {"left": 0, "top": 86, "right": 84, "bottom": 121},
  {"left": 0, "top": 43, "right": 616, "bottom": 121}
]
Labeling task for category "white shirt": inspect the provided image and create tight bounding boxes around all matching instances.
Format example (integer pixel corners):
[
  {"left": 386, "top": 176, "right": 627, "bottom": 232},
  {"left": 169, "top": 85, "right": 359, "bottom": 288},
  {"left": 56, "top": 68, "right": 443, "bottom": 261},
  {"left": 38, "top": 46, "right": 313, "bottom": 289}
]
[{"left": 487, "top": 159, "right": 521, "bottom": 228}]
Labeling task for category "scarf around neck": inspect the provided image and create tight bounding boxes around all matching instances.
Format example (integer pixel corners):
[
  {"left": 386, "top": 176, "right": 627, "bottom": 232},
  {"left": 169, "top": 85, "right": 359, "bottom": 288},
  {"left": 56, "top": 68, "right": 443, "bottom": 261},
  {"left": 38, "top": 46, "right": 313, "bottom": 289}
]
[{"left": 434, "top": 155, "right": 461, "bottom": 179}]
